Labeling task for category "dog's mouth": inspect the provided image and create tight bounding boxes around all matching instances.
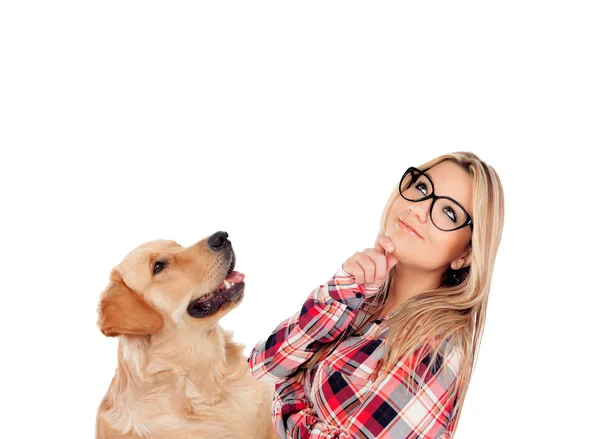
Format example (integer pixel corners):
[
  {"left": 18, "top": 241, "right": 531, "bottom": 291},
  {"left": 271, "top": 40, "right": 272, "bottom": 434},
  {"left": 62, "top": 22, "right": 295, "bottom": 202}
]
[{"left": 187, "top": 269, "right": 246, "bottom": 319}]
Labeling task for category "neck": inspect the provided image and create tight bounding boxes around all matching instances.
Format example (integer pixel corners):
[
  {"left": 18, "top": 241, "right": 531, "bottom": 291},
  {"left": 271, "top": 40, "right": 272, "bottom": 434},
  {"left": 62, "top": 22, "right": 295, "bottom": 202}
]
[
  {"left": 114, "top": 324, "right": 246, "bottom": 403},
  {"left": 99, "top": 325, "right": 252, "bottom": 436},
  {"left": 380, "top": 263, "right": 444, "bottom": 316}
]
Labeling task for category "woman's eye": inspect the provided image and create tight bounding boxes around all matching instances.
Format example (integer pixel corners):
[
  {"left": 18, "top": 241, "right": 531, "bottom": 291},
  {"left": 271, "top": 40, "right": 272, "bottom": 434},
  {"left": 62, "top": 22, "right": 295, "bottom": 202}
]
[
  {"left": 444, "top": 206, "right": 457, "bottom": 222},
  {"left": 153, "top": 261, "right": 166, "bottom": 275},
  {"left": 415, "top": 182, "right": 428, "bottom": 195}
]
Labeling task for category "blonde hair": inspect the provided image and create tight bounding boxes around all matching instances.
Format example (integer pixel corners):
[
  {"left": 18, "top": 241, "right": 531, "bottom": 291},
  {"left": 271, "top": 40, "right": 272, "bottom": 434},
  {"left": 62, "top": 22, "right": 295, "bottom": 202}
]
[{"left": 293, "top": 151, "right": 504, "bottom": 435}]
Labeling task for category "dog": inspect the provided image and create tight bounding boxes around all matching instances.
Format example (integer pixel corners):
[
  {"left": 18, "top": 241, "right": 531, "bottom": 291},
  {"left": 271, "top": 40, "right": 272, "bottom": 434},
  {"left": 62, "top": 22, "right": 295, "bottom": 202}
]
[{"left": 96, "top": 231, "right": 278, "bottom": 439}]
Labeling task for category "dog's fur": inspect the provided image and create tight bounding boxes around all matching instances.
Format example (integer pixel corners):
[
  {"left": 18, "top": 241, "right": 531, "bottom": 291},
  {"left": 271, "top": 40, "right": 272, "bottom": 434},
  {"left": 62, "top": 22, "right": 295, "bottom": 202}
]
[{"left": 96, "top": 236, "right": 277, "bottom": 439}]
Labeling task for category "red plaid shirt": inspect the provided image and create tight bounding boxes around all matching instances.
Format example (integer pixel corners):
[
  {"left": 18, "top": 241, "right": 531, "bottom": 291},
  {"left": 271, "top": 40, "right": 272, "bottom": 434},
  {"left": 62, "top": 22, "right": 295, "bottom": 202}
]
[{"left": 248, "top": 266, "right": 463, "bottom": 439}]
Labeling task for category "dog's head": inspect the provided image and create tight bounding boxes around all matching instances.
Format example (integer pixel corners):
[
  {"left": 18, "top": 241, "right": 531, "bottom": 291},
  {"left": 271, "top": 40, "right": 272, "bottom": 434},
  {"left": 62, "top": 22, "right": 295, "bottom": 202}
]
[{"left": 97, "top": 231, "right": 245, "bottom": 337}]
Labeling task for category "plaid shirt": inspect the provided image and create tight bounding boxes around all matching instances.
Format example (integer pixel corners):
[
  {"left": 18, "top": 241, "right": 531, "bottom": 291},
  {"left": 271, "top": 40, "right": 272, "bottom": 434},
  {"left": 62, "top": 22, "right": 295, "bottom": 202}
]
[{"left": 248, "top": 266, "right": 463, "bottom": 439}]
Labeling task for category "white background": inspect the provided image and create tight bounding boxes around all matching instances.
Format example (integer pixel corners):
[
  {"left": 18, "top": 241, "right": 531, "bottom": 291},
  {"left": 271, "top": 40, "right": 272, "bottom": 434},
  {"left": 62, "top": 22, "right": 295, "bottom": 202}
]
[{"left": 1, "top": 1, "right": 599, "bottom": 438}]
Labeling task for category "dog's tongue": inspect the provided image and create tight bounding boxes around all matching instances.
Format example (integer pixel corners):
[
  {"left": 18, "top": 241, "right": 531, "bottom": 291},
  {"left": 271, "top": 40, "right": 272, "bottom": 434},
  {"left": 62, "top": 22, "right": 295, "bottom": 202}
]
[{"left": 218, "top": 271, "right": 245, "bottom": 289}]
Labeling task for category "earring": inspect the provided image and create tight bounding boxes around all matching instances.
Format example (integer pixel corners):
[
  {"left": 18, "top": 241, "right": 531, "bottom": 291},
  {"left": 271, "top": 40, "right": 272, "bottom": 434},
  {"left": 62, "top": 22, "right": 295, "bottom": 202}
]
[{"left": 451, "top": 271, "right": 461, "bottom": 286}]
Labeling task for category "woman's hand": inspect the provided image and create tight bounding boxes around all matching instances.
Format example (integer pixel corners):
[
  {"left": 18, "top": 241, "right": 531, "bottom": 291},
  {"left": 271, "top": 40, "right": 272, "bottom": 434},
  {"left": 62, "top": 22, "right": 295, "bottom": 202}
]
[{"left": 341, "top": 234, "right": 399, "bottom": 291}]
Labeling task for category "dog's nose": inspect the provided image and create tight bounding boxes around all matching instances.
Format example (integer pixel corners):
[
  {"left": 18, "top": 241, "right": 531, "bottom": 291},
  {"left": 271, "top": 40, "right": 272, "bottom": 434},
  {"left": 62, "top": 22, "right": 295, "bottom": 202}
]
[{"left": 208, "top": 231, "right": 230, "bottom": 250}]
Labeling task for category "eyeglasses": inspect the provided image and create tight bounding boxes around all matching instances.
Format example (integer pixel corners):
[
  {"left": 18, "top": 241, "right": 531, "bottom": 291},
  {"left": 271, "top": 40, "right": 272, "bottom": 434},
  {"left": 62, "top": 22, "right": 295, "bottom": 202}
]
[{"left": 399, "top": 167, "right": 474, "bottom": 232}]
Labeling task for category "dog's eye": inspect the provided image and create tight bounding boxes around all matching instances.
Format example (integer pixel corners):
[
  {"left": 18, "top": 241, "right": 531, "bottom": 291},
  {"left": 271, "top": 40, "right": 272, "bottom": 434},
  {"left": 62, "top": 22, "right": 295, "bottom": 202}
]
[{"left": 153, "top": 261, "right": 166, "bottom": 275}]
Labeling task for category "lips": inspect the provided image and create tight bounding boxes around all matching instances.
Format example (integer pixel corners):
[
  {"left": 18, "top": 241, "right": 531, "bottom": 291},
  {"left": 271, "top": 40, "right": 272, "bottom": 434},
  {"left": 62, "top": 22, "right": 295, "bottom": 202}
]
[
  {"left": 187, "top": 270, "right": 246, "bottom": 319},
  {"left": 398, "top": 217, "right": 423, "bottom": 238}
]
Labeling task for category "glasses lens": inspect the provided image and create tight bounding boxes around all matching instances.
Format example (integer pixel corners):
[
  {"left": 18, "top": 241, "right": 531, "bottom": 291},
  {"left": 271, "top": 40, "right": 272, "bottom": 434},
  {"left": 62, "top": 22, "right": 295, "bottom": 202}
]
[
  {"left": 432, "top": 197, "right": 468, "bottom": 231},
  {"left": 400, "top": 169, "right": 432, "bottom": 201}
]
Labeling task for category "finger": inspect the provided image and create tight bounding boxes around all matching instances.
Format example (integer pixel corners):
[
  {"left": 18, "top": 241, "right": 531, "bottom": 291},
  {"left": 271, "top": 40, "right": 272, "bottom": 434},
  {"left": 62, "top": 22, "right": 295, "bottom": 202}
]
[
  {"left": 355, "top": 253, "right": 373, "bottom": 285},
  {"left": 363, "top": 248, "right": 387, "bottom": 285},
  {"left": 342, "top": 262, "right": 350, "bottom": 275},
  {"left": 375, "top": 234, "right": 395, "bottom": 254},
  {"left": 355, "top": 253, "right": 376, "bottom": 285},
  {"left": 346, "top": 257, "right": 364, "bottom": 285}
]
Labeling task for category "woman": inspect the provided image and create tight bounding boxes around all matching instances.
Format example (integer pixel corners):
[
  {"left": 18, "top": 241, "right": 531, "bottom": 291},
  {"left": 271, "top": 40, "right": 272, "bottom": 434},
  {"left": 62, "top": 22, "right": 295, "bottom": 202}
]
[{"left": 248, "top": 151, "right": 504, "bottom": 438}]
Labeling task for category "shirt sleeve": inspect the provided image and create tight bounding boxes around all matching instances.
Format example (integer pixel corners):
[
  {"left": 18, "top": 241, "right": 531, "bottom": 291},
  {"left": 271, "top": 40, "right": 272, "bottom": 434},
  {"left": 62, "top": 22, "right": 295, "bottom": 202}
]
[
  {"left": 300, "top": 345, "right": 463, "bottom": 439},
  {"left": 247, "top": 266, "right": 372, "bottom": 383}
]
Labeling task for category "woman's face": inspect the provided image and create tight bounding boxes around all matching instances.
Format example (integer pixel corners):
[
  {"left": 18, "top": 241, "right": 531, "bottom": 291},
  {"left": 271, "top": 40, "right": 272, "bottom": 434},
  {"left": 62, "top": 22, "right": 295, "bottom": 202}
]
[{"left": 384, "top": 160, "right": 474, "bottom": 272}]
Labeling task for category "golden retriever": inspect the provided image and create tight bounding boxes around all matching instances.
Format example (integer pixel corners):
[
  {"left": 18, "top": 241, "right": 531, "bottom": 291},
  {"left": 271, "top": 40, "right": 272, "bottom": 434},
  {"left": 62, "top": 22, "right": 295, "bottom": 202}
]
[{"left": 96, "top": 231, "right": 278, "bottom": 439}]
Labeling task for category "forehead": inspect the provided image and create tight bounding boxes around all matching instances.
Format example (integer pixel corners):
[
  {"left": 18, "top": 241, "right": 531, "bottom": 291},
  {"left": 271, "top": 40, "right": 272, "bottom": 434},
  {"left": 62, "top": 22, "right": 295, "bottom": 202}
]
[
  {"left": 123, "top": 240, "right": 182, "bottom": 263},
  {"left": 423, "top": 161, "right": 473, "bottom": 216}
]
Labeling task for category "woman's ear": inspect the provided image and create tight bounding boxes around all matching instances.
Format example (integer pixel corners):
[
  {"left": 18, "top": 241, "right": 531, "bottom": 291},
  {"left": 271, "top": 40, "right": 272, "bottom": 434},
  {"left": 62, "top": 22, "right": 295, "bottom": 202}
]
[
  {"left": 97, "top": 270, "right": 164, "bottom": 337},
  {"left": 450, "top": 247, "right": 472, "bottom": 271}
]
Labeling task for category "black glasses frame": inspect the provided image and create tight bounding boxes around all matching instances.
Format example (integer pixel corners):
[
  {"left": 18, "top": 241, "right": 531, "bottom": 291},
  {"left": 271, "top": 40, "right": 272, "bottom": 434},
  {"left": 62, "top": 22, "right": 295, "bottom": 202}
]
[{"left": 399, "top": 167, "right": 474, "bottom": 232}]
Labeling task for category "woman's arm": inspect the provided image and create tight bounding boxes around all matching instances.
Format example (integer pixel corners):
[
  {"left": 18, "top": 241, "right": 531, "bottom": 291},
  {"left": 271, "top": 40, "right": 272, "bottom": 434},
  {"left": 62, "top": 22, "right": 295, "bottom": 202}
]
[{"left": 247, "top": 266, "right": 372, "bottom": 382}]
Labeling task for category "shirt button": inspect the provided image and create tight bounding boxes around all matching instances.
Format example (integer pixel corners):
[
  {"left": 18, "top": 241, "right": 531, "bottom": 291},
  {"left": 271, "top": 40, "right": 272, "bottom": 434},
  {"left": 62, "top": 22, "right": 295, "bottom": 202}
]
[{"left": 355, "top": 292, "right": 363, "bottom": 298}]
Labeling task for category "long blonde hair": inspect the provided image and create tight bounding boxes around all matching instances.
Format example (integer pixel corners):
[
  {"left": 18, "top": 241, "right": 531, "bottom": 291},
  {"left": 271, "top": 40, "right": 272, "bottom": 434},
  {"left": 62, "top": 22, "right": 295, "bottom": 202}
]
[{"left": 293, "top": 151, "right": 504, "bottom": 434}]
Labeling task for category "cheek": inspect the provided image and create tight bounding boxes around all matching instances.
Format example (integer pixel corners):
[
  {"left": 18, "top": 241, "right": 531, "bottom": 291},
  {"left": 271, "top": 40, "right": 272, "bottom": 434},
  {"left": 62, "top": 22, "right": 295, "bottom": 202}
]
[
  {"left": 147, "top": 276, "right": 195, "bottom": 311},
  {"left": 402, "top": 231, "right": 457, "bottom": 269},
  {"left": 436, "top": 234, "right": 464, "bottom": 262},
  {"left": 412, "top": 231, "right": 452, "bottom": 267},
  {"left": 147, "top": 284, "right": 196, "bottom": 324},
  {"left": 146, "top": 285, "right": 181, "bottom": 314}
]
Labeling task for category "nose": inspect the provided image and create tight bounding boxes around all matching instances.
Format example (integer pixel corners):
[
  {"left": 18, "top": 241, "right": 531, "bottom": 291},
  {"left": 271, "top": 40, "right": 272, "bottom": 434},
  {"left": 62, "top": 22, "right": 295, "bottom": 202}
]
[
  {"left": 208, "top": 231, "right": 230, "bottom": 250},
  {"left": 408, "top": 204, "right": 428, "bottom": 222}
]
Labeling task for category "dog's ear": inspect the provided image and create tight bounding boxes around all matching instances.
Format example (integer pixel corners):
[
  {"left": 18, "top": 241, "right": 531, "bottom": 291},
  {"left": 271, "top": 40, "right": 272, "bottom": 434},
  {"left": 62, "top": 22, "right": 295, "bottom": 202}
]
[{"left": 97, "top": 270, "right": 164, "bottom": 337}]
